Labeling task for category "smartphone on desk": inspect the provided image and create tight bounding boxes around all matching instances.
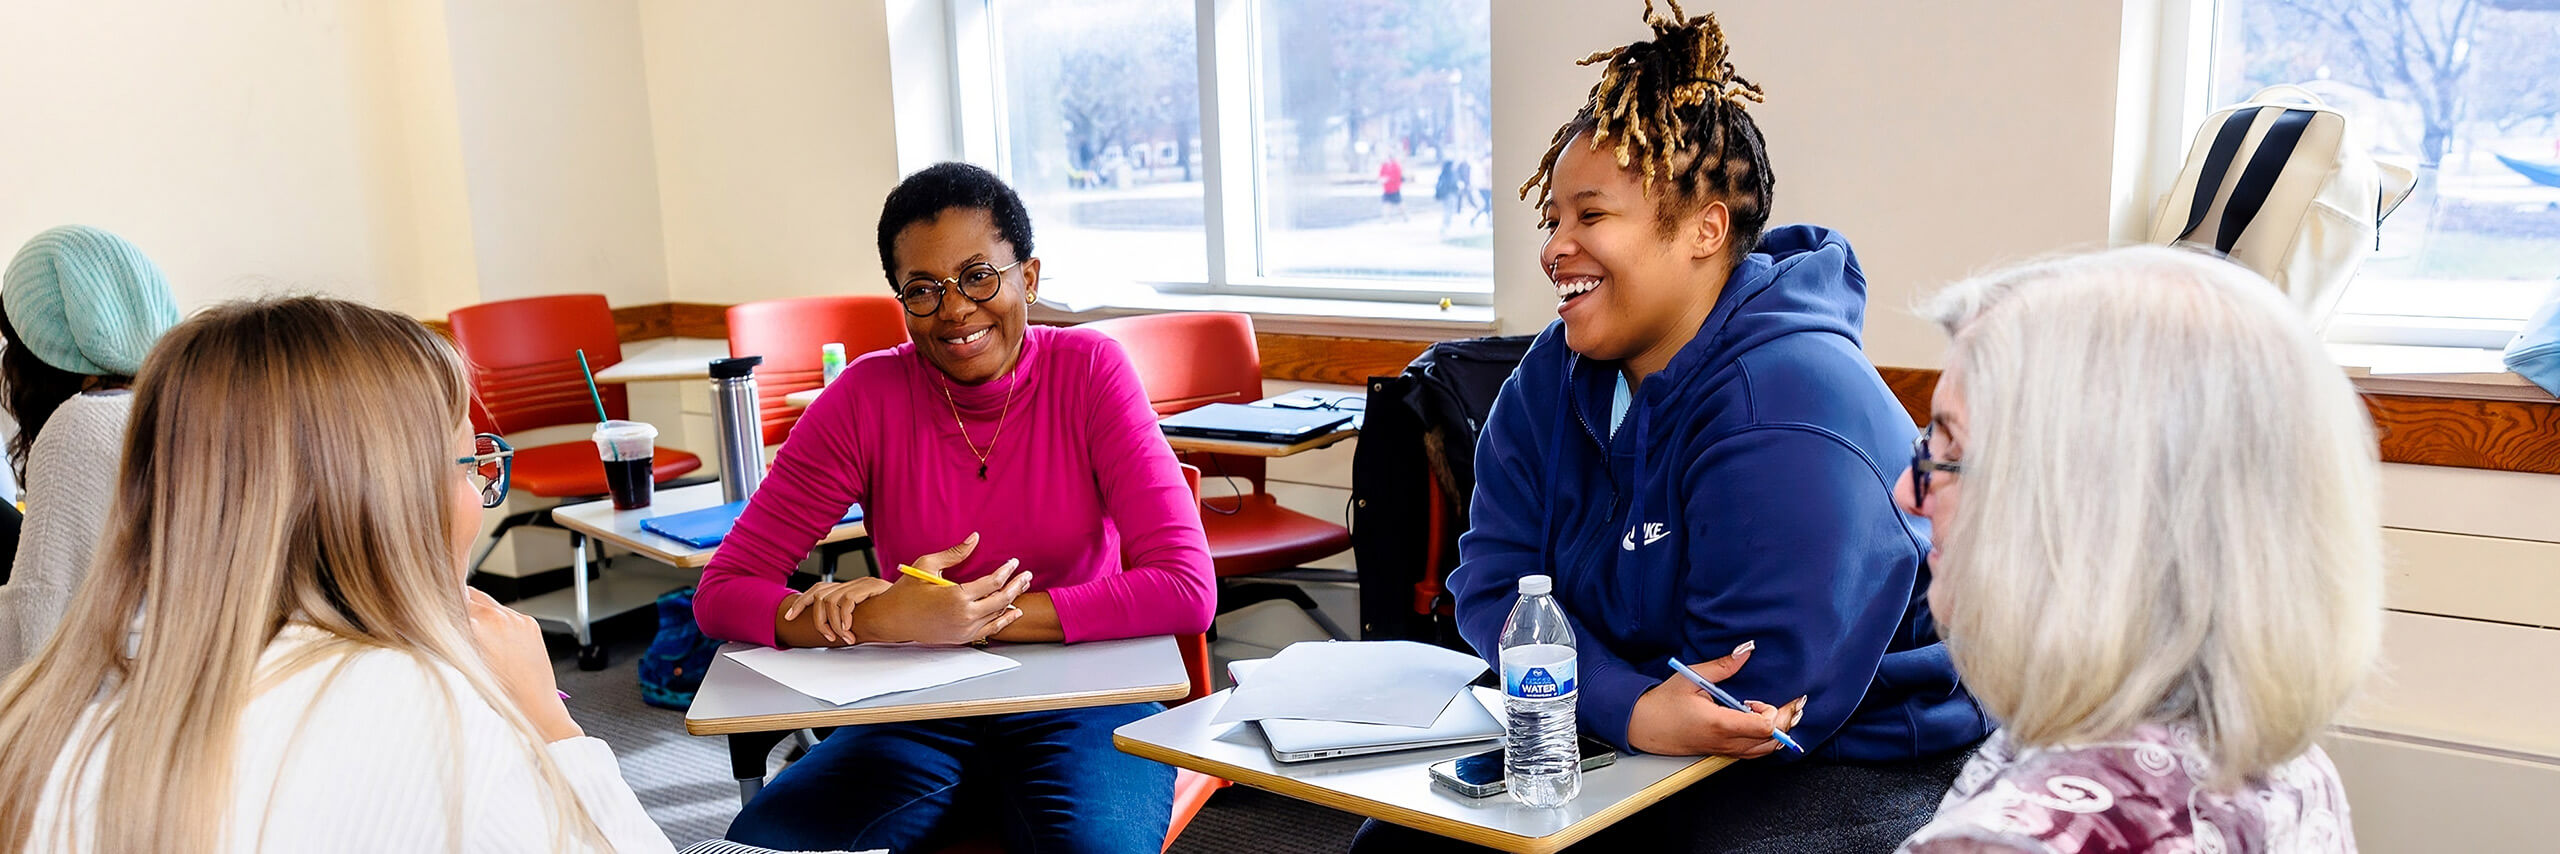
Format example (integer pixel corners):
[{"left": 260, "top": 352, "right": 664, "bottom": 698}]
[{"left": 1428, "top": 736, "right": 1618, "bottom": 799}]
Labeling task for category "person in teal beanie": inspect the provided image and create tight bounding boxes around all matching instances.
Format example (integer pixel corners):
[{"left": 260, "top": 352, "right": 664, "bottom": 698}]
[{"left": 0, "top": 224, "right": 181, "bottom": 671}]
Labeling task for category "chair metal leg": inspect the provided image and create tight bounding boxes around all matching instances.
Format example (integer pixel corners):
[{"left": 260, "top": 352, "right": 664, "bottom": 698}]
[
  {"left": 728, "top": 729, "right": 797, "bottom": 806},
  {"left": 570, "top": 532, "right": 607, "bottom": 670}
]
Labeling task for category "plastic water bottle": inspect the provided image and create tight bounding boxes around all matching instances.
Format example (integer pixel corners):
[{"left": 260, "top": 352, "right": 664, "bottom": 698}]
[
  {"left": 1500, "top": 574, "right": 1580, "bottom": 808},
  {"left": 820, "top": 342, "right": 847, "bottom": 385}
]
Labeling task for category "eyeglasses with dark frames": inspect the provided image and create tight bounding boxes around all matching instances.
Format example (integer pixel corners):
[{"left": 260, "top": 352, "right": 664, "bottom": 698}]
[
  {"left": 459, "top": 433, "right": 515, "bottom": 509},
  {"left": 1909, "top": 423, "right": 1962, "bottom": 510},
  {"left": 896, "top": 258, "right": 1027, "bottom": 317}
]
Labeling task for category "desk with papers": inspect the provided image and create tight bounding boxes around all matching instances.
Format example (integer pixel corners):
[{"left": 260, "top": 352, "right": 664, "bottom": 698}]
[
  {"left": 1113, "top": 638, "right": 1732, "bottom": 853},
  {"left": 687, "top": 635, "right": 1192, "bottom": 802}
]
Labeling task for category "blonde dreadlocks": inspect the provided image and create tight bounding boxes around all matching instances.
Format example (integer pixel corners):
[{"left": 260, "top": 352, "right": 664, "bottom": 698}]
[{"left": 1523, "top": 0, "right": 1773, "bottom": 254}]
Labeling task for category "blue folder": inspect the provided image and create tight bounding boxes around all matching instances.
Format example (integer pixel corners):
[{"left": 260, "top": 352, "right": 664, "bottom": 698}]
[{"left": 639, "top": 500, "right": 864, "bottom": 549}]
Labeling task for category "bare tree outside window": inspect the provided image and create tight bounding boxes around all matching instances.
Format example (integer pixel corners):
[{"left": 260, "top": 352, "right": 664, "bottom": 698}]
[
  {"left": 987, "top": 0, "right": 1492, "bottom": 299},
  {"left": 2218, "top": 0, "right": 2560, "bottom": 323},
  {"left": 996, "top": 0, "right": 1207, "bottom": 286},
  {"left": 1257, "top": 0, "right": 1494, "bottom": 286}
]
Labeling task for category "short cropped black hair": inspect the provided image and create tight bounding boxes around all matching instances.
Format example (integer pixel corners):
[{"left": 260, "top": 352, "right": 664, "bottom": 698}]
[{"left": 875, "top": 162, "right": 1037, "bottom": 286}]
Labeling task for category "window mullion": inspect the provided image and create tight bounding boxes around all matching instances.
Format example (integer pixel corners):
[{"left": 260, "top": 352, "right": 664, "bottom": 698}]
[
  {"left": 1199, "top": 0, "right": 1260, "bottom": 291},
  {"left": 949, "top": 0, "right": 999, "bottom": 166}
]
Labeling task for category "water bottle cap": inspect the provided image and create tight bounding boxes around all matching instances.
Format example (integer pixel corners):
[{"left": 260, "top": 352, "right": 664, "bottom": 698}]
[
  {"left": 1518, "top": 575, "right": 1551, "bottom": 596},
  {"left": 709, "top": 355, "right": 764, "bottom": 379}
]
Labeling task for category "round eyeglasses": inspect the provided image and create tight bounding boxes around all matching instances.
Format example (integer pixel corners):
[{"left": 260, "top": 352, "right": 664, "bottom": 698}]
[
  {"left": 459, "top": 433, "right": 515, "bottom": 509},
  {"left": 897, "top": 258, "right": 1026, "bottom": 317}
]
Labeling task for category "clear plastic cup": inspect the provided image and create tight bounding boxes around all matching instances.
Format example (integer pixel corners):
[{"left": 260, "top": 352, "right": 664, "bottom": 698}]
[{"left": 591, "top": 420, "right": 658, "bottom": 510}]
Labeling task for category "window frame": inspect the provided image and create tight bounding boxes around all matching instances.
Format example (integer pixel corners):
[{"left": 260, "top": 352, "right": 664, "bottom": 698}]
[{"left": 948, "top": 0, "right": 1496, "bottom": 309}]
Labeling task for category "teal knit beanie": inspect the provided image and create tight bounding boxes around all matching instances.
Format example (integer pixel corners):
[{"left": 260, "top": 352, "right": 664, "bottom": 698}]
[{"left": 1, "top": 225, "right": 180, "bottom": 377}]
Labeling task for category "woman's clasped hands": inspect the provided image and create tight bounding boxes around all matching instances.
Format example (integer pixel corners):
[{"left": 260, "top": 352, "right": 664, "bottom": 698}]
[{"left": 780, "top": 532, "right": 1031, "bottom": 646}]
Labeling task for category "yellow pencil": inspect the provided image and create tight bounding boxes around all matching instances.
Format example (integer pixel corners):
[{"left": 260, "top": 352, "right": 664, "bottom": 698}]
[{"left": 897, "top": 564, "right": 956, "bottom": 586}]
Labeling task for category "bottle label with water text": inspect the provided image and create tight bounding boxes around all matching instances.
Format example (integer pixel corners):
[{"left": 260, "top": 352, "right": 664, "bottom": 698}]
[{"left": 1503, "top": 658, "right": 1577, "bottom": 700}]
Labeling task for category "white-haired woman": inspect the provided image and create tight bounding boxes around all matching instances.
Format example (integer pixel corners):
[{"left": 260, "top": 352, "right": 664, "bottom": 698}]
[{"left": 1891, "top": 246, "right": 2380, "bottom": 853}]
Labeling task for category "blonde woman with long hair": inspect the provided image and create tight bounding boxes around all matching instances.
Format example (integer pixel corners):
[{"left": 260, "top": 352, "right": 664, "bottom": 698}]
[
  {"left": 0, "top": 296, "right": 673, "bottom": 852},
  {"left": 1892, "top": 247, "right": 2380, "bottom": 852}
]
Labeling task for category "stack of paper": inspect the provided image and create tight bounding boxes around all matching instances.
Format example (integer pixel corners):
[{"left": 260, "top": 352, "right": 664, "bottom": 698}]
[
  {"left": 723, "top": 644, "right": 1018, "bottom": 706},
  {"left": 1211, "top": 640, "right": 1488, "bottom": 726}
]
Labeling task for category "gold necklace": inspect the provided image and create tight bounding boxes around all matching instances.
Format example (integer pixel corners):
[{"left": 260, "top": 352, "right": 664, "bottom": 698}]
[{"left": 940, "top": 375, "right": 1016, "bottom": 480}]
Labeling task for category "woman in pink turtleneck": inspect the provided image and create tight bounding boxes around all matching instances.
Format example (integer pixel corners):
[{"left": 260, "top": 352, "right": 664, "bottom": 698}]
[{"left": 699, "top": 163, "right": 1212, "bottom": 854}]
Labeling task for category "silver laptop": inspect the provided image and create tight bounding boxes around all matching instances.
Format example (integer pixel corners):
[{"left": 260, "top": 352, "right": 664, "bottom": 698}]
[{"left": 1229, "top": 659, "right": 1504, "bottom": 762}]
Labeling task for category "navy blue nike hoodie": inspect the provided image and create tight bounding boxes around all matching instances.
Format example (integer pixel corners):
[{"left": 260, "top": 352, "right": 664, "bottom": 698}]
[{"left": 1452, "top": 225, "right": 1991, "bottom": 761}]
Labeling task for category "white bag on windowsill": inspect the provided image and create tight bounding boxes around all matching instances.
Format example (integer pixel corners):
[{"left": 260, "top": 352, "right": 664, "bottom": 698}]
[{"left": 2149, "top": 84, "right": 2418, "bottom": 325}]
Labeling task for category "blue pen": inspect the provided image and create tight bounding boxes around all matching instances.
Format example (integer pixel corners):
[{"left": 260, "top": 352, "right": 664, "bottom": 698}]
[{"left": 1666, "top": 657, "right": 1804, "bottom": 754}]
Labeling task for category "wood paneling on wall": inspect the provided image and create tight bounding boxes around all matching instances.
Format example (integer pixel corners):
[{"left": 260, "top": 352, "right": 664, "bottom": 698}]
[
  {"left": 428, "top": 303, "right": 2560, "bottom": 475},
  {"left": 1876, "top": 367, "right": 2560, "bottom": 477}
]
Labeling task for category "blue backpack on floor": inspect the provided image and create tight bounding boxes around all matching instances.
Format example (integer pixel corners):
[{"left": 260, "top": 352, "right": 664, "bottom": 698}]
[{"left": 638, "top": 587, "right": 723, "bottom": 710}]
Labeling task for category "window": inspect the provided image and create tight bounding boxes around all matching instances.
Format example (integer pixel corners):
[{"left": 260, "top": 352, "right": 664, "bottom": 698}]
[
  {"left": 959, "top": 0, "right": 1493, "bottom": 307},
  {"left": 2210, "top": 0, "right": 2560, "bottom": 348}
]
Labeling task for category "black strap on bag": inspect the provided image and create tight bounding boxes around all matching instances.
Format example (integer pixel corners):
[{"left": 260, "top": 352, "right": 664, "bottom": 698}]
[
  {"left": 2213, "top": 107, "right": 2316, "bottom": 253},
  {"left": 2175, "top": 107, "right": 2268, "bottom": 244}
]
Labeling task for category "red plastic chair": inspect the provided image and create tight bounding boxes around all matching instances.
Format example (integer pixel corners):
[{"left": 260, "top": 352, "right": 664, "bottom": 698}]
[
  {"left": 726, "top": 295, "right": 909, "bottom": 445},
  {"left": 1162, "top": 465, "right": 1233, "bottom": 848},
  {"left": 447, "top": 294, "right": 704, "bottom": 668},
  {"left": 1080, "top": 312, "right": 1353, "bottom": 635}
]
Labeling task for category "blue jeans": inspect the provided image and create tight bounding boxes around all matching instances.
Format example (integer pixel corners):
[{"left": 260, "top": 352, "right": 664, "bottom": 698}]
[{"left": 725, "top": 703, "right": 1174, "bottom": 854}]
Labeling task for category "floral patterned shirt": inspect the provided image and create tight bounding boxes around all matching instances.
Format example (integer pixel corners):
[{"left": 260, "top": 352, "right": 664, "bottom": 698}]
[{"left": 1899, "top": 724, "right": 2356, "bottom": 853}]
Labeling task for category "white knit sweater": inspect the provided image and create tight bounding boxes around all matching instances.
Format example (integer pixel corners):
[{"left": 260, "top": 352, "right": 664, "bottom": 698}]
[
  {"left": 23, "top": 624, "right": 676, "bottom": 852},
  {"left": 0, "top": 392, "right": 132, "bottom": 673}
]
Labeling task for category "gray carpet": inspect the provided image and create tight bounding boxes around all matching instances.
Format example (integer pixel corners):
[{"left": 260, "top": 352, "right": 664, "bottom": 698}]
[
  {"left": 549, "top": 614, "right": 1365, "bottom": 853},
  {"left": 1169, "top": 787, "right": 1365, "bottom": 854}
]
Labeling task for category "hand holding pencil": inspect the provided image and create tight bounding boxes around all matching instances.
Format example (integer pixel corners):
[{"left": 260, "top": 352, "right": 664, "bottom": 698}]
[
  {"left": 846, "top": 533, "right": 1030, "bottom": 646},
  {"left": 1627, "top": 640, "right": 1807, "bottom": 758}
]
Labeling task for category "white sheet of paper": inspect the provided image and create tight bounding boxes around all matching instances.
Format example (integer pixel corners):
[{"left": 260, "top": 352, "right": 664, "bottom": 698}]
[
  {"left": 1210, "top": 639, "right": 1488, "bottom": 727},
  {"left": 723, "top": 644, "right": 1019, "bottom": 706}
]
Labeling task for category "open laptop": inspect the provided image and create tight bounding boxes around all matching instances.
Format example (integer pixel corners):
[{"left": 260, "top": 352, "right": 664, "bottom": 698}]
[
  {"left": 1159, "top": 403, "right": 1352, "bottom": 444},
  {"left": 1229, "top": 659, "right": 1503, "bottom": 763}
]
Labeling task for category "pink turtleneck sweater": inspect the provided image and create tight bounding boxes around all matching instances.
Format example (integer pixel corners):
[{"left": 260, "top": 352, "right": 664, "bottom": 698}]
[{"left": 695, "top": 325, "right": 1214, "bottom": 647}]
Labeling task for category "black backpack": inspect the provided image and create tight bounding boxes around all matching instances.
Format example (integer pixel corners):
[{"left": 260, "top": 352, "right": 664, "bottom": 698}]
[{"left": 1351, "top": 335, "right": 1535, "bottom": 652}]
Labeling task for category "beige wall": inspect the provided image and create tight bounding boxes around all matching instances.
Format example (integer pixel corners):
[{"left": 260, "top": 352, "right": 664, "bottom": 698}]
[
  {"left": 0, "top": 0, "right": 669, "bottom": 319},
  {"left": 0, "top": 0, "right": 423, "bottom": 311},
  {"left": 371, "top": 0, "right": 485, "bottom": 317},
  {"left": 442, "top": 0, "right": 669, "bottom": 308},
  {"left": 638, "top": 0, "right": 906, "bottom": 304}
]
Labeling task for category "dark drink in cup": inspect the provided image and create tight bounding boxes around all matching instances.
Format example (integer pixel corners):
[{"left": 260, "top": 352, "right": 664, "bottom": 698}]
[
  {"left": 603, "top": 455, "right": 655, "bottom": 510},
  {"left": 591, "top": 420, "right": 661, "bottom": 510}
]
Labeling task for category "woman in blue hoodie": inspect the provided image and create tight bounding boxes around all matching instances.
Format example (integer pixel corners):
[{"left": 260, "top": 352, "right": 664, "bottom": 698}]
[{"left": 1352, "top": 4, "right": 1990, "bottom": 850}]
